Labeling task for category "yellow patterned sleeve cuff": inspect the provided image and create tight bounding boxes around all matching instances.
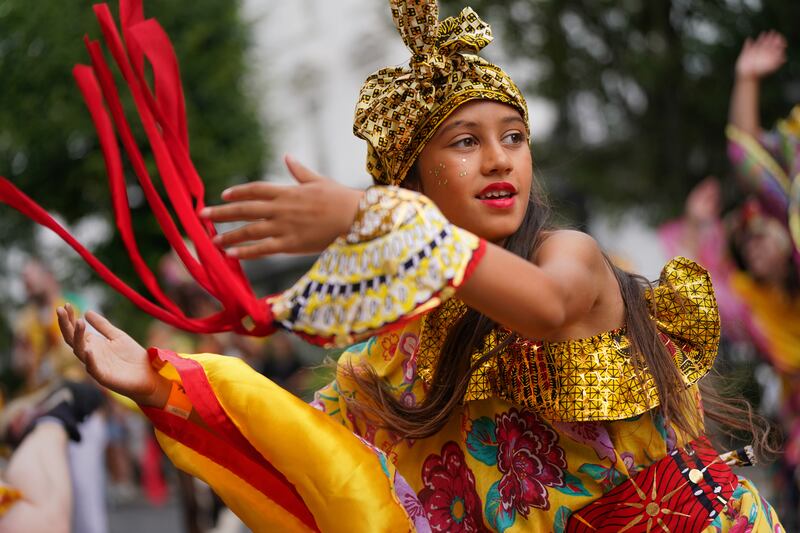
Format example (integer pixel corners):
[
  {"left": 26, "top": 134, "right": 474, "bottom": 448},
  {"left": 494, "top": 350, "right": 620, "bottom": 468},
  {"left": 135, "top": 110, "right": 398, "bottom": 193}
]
[{"left": 268, "top": 186, "right": 486, "bottom": 347}]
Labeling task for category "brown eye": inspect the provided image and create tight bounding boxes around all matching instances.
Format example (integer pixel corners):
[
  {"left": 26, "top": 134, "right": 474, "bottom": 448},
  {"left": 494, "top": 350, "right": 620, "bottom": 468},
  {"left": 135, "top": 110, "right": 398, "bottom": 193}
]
[
  {"left": 503, "top": 132, "right": 524, "bottom": 144},
  {"left": 452, "top": 136, "right": 477, "bottom": 148}
]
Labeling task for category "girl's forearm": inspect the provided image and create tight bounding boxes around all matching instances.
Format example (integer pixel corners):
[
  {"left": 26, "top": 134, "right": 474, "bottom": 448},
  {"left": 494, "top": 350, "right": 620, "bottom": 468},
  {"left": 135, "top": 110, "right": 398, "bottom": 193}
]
[
  {"left": 456, "top": 234, "right": 604, "bottom": 340},
  {"left": 457, "top": 245, "right": 567, "bottom": 339},
  {"left": 729, "top": 75, "right": 761, "bottom": 138},
  {"left": 131, "top": 374, "right": 172, "bottom": 408}
]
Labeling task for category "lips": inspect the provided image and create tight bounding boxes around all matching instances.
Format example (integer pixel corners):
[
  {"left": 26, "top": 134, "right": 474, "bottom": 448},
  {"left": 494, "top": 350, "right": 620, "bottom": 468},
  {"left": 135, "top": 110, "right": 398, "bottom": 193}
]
[{"left": 477, "top": 181, "right": 517, "bottom": 208}]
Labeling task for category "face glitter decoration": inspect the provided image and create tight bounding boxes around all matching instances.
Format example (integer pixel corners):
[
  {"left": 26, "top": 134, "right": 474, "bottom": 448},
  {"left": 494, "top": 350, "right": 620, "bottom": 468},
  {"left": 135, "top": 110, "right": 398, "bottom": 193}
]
[{"left": 429, "top": 162, "right": 448, "bottom": 185}]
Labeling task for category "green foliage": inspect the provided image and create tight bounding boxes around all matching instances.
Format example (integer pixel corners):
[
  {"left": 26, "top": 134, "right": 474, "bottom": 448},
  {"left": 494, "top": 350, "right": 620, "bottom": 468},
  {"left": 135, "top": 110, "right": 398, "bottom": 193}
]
[
  {"left": 440, "top": 0, "right": 800, "bottom": 221},
  {"left": 0, "top": 1, "right": 267, "bottom": 335}
]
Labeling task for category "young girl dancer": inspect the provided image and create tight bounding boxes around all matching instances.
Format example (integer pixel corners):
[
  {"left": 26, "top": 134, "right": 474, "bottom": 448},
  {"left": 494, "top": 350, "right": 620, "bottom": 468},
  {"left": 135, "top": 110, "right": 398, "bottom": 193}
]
[{"left": 48, "top": 0, "right": 785, "bottom": 531}]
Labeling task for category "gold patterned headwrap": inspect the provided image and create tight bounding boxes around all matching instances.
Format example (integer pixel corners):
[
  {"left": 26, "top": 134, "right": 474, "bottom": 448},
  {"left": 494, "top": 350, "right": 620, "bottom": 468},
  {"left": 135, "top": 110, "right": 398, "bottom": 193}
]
[{"left": 354, "top": 0, "right": 529, "bottom": 186}]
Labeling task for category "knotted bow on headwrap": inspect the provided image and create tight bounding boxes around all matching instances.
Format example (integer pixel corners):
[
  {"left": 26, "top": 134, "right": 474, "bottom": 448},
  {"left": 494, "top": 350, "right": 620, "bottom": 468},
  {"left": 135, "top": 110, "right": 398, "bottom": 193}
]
[{"left": 354, "top": 0, "right": 529, "bottom": 186}]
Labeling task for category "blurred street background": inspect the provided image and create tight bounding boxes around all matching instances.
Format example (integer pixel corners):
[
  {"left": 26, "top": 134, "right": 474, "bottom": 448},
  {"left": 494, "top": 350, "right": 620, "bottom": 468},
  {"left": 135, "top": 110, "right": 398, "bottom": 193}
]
[{"left": 1, "top": 0, "right": 798, "bottom": 531}]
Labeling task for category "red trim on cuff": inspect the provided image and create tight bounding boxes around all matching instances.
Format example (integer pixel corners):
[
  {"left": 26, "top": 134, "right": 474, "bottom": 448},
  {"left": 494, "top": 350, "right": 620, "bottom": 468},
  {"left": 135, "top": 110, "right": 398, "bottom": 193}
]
[{"left": 460, "top": 238, "right": 487, "bottom": 286}]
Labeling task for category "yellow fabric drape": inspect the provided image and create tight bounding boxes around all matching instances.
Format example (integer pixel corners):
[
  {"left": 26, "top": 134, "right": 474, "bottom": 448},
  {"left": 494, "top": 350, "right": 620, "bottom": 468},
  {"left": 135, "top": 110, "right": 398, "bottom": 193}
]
[{"left": 150, "top": 352, "right": 414, "bottom": 533}]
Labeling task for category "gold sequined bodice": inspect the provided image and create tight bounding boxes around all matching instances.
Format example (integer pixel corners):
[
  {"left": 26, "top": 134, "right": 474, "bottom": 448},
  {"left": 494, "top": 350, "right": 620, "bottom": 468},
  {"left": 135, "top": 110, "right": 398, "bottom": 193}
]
[{"left": 416, "top": 257, "right": 720, "bottom": 421}]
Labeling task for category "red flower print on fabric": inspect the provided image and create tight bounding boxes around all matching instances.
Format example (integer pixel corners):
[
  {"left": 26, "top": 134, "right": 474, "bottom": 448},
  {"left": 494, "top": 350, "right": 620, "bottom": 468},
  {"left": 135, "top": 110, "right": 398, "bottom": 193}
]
[
  {"left": 495, "top": 408, "right": 567, "bottom": 516},
  {"left": 399, "top": 332, "right": 420, "bottom": 383},
  {"left": 419, "top": 442, "right": 488, "bottom": 532},
  {"left": 381, "top": 333, "right": 399, "bottom": 361}
]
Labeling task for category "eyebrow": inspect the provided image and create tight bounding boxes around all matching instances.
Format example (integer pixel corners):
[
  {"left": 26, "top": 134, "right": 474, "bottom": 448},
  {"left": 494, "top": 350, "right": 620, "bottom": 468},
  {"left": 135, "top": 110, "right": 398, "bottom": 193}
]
[
  {"left": 435, "top": 115, "right": 526, "bottom": 138},
  {"left": 435, "top": 120, "right": 478, "bottom": 138},
  {"left": 501, "top": 115, "right": 526, "bottom": 127}
]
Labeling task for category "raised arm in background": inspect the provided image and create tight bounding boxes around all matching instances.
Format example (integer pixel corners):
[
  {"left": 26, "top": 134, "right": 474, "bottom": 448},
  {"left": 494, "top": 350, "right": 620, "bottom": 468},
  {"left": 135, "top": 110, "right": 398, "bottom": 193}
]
[{"left": 728, "top": 31, "right": 787, "bottom": 137}]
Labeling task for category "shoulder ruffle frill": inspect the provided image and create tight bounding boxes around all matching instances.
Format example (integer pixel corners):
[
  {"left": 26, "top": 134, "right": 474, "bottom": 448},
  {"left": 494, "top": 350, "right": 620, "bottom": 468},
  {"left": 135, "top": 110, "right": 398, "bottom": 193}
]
[{"left": 417, "top": 256, "right": 720, "bottom": 422}]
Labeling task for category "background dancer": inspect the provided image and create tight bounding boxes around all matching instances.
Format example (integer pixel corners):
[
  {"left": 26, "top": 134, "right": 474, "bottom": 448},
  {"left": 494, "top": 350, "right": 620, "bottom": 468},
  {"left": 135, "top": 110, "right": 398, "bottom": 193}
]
[{"left": 0, "top": 381, "right": 104, "bottom": 533}]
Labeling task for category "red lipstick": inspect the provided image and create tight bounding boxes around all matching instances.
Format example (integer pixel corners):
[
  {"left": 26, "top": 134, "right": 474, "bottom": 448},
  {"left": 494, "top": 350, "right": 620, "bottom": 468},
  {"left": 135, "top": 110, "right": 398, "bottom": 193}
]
[{"left": 476, "top": 181, "right": 517, "bottom": 209}]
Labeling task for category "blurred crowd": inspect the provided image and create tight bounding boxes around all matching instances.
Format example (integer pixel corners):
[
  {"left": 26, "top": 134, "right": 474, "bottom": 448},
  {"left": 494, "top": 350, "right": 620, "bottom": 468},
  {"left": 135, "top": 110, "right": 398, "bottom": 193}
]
[
  {"left": 0, "top": 29, "right": 797, "bottom": 533},
  {"left": 0, "top": 253, "right": 315, "bottom": 532}
]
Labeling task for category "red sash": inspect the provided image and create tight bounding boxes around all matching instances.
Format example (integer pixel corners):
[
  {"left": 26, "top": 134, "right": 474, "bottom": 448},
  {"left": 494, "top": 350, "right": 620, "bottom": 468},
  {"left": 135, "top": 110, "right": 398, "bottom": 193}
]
[{"left": 567, "top": 437, "right": 738, "bottom": 532}]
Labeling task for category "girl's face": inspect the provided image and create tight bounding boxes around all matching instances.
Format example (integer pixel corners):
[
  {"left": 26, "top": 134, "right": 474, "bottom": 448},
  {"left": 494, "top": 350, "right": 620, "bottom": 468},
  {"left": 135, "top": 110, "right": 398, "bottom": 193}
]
[{"left": 414, "top": 100, "right": 532, "bottom": 243}]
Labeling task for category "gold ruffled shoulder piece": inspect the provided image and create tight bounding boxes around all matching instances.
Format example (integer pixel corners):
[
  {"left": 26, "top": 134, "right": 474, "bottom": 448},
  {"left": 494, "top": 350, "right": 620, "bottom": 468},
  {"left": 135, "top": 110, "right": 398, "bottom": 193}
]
[
  {"left": 646, "top": 256, "right": 720, "bottom": 386},
  {"left": 416, "top": 256, "right": 720, "bottom": 422}
]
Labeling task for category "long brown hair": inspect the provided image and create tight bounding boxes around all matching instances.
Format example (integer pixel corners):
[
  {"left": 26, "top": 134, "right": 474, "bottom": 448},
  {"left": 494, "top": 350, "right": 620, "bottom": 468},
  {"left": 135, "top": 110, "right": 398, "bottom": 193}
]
[{"left": 346, "top": 167, "right": 775, "bottom": 458}]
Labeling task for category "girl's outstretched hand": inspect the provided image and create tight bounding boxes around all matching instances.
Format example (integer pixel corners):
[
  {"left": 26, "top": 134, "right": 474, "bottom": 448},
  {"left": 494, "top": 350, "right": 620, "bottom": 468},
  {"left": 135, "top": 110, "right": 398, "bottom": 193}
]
[
  {"left": 735, "top": 31, "right": 787, "bottom": 80},
  {"left": 201, "top": 155, "right": 364, "bottom": 259},
  {"left": 57, "top": 304, "right": 169, "bottom": 407}
]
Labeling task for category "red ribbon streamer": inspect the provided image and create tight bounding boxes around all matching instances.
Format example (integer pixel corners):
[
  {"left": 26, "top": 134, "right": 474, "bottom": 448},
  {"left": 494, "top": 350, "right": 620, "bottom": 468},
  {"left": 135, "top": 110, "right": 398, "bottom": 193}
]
[{"left": 0, "top": 0, "right": 275, "bottom": 337}]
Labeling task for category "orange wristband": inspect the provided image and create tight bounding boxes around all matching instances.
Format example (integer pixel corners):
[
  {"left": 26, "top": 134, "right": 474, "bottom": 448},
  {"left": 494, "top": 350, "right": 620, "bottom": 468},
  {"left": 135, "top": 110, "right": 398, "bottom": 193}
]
[{"left": 164, "top": 382, "right": 193, "bottom": 419}]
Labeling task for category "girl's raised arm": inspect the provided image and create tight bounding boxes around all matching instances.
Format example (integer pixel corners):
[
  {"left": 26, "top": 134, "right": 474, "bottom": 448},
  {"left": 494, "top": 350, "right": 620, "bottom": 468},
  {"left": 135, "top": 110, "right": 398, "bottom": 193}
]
[
  {"left": 458, "top": 229, "right": 619, "bottom": 340},
  {"left": 728, "top": 31, "right": 787, "bottom": 138}
]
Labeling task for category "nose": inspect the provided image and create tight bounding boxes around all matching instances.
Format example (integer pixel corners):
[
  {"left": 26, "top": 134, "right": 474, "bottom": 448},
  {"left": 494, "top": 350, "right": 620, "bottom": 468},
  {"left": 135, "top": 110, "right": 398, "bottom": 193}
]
[{"left": 480, "top": 138, "right": 513, "bottom": 176}]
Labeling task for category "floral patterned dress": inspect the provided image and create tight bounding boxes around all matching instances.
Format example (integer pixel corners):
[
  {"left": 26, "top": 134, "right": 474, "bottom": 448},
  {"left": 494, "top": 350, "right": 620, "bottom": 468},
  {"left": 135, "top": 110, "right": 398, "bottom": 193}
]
[
  {"left": 140, "top": 189, "right": 783, "bottom": 532},
  {"left": 307, "top": 281, "right": 782, "bottom": 532}
]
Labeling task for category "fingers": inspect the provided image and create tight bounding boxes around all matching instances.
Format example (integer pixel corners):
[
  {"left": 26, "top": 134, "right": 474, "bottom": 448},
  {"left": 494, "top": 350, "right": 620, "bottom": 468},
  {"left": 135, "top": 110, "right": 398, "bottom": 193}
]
[
  {"left": 284, "top": 155, "right": 325, "bottom": 184},
  {"left": 737, "top": 31, "right": 786, "bottom": 78},
  {"left": 753, "top": 30, "right": 787, "bottom": 52},
  {"left": 201, "top": 200, "right": 274, "bottom": 223},
  {"left": 74, "top": 317, "right": 87, "bottom": 358},
  {"left": 757, "top": 30, "right": 785, "bottom": 45},
  {"left": 56, "top": 306, "right": 75, "bottom": 349},
  {"left": 57, "top": 305, "right": 93, "bottom": 367},
  {"left": 226, "top": 238, "right": 287, "bottom": 259},
  {"left": 220, "top": 182, "right": 281, "bottom": 202},
  {"left": 212, "top": 220, "right": 279, "bottom": 249},
  {"left": 84, "top": 311, "right": 123, "bottom": 342}
]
